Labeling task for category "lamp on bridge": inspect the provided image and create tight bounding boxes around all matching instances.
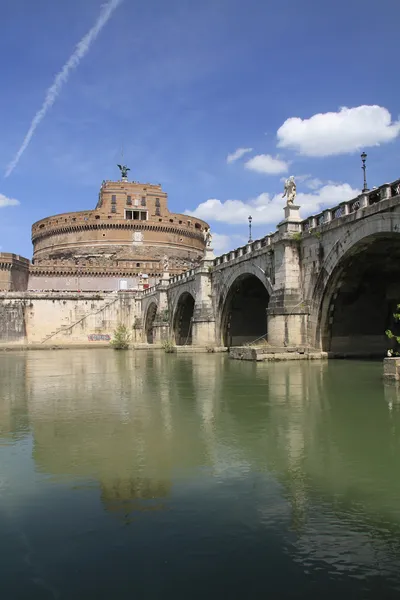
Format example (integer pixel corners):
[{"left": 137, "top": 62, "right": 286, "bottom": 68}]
[
  {"left": 361, "top": 152, "right": 369, "bottom": 193},
  {"left": 248, "top": 215, "right": 253, "bottom": 243}
]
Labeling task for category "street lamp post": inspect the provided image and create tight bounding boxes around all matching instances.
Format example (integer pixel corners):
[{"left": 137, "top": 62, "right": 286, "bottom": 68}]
[
  {"left": 361, "top": 152, "right": 369, "bottom": 193},
  {"left": 248, "top": 215, "right": 253, "bottom": 243}
]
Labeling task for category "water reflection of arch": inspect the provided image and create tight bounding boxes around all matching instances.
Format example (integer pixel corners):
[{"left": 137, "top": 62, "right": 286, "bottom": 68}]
[
  {"left": 144, "top": 301, "right": 158, "bottom": 344},
  {"left": 172, "top": 292, "right": 195, "bottom": 345},
  {"left": 218, "top": 271, "right": 271, "bottom": 347},
  {"left": 311, "top": 215, "right": 400, "bottom": 354}
]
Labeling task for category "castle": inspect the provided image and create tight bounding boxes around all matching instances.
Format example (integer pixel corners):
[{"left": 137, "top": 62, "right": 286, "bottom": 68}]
[{"left": 0, "top": 168, "right": 209, "bottom": 291}]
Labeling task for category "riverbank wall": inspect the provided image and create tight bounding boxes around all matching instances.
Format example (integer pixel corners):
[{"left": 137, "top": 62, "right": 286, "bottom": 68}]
[{"left": 0, "top": 292, "right": 141, "bottom": 347}]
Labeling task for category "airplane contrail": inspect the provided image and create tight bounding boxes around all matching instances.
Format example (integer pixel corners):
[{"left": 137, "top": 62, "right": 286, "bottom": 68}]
[{"left": 5, "top": 0, "right": 123, "bottom": 178}]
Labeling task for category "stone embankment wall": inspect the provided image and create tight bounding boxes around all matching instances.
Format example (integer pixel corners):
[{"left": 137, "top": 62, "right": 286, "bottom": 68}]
[{"left": 0, "top": 292, "right": 140, "bottom": 346}]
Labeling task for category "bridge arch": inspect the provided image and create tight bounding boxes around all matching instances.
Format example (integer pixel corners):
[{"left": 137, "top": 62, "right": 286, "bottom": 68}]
[
  {"left": 219, "top": 271, "right": 270, "bottom": 347},
  {"left": 173, "top": 292, "right": 195, "bottom": 345},
  {"left": 314, "top": 214, "right": 400, "bottom": 355},
  {"left": 144, "top": 302, "right": 158, "bottom": 344}
]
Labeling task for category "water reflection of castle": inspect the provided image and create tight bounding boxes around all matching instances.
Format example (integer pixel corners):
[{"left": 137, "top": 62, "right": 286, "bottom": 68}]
[
  {"left": 22, "top": 350, "right": 221, "bottom": 515},
  {"left": 2, "top": 350, "right": 400, "bottom": 529}
]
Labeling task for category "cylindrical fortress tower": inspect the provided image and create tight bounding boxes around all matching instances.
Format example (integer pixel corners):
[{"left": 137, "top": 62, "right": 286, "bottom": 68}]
[{"left": 29, "top": 177, "right": 209, "bottom": 291}]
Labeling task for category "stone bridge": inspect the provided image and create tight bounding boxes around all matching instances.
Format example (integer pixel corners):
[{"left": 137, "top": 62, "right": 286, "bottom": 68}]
[{"left": 141, "top": 177, "right": 400, "bottom": 356}]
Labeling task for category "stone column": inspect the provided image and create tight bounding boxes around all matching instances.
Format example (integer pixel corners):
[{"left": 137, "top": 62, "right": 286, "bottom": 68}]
[
  {"left": 192, "top": 249, "right": 217, "bottom": 346},
  {"left": 380, "top": 184, "right": 391, "bottom": 200},
  {"left": 152, "top": 322, "right": 170, "bottom": 343},
  {"left": 383, "top": 357, "right": 400, "bottom": 380},
  {"left": 267, "top": 206, "right": 309, "bottom": 347}
]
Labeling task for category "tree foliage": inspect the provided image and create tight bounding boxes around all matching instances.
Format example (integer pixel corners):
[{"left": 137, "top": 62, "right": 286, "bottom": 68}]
[
  {"left": 385, "top": 304, "right": 400, "bottom": 356},
  {"left": 110, "top": 324, "right": 131, "bottom": 350}
]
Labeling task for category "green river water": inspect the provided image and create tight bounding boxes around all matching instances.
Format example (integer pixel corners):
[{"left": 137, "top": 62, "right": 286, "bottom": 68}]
[{"left": 1, "top": 350, "right": 400, "bottom": 599}]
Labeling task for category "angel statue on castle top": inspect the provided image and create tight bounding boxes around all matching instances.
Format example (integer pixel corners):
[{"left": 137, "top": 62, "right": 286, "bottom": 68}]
[
  {"left": 117, "top": 164, "right": 130, "bottom": 179},
  {"left": 282, "top": 175, "right": 297, "bottom": 205}
]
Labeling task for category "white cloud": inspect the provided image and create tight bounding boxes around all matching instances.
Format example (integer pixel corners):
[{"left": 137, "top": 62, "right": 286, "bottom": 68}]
[
  {"left": 226, "top": 147, "right": 253, "bottom": 164},
  {"left": 187, "top": 183, "right": 360, "bottom": 226},
  {"left": 0, "top": 193, "right": 20, "bottom": 208},
  {"left": 212, "top": 232, "right": 247, "bottom": 253},
  {"left": 245, "top": 154, "right": 289, "bottom": 175},
  {"left": 305, "top": 177, "right": 323, "bottom": 190},
  {"left": 277, "top": 105, "right": 400, "bottom": 157},
  {"left": 280, "top": 174, "right": 337, "bottom": 190}
]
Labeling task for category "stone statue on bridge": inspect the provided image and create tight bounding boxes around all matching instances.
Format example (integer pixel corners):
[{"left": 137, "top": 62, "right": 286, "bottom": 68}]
[
  {"left": 162, "top": 254, "right": 170, "bottom": 272},
  {"left": 282, "top": 176, "right": 297, "bottom": 205},
  {"left": 203, "top": 227, "right": 213, "bottom": 248}
]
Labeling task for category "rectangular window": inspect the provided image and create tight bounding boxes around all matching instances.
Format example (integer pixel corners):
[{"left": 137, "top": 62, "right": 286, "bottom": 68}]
[
  {"left": 155, "top": 198, "right": 160, "bottom": 207},
  {"left": 126, "top": 195, "right": 132, "bottom": 205},
  {"left": 155, "top": 207, "right": 161, "bottom": 216},
  {"left": 125, "top": 209, "right": 147, "bottom": 220},
  {"left": 111, "top": 195, "right": 116, "bottom": 204},
  {"left": 111, "top": 205, "right": 116, "bottom": 213},
  {"left": 141, "top": 196, "right": 146, "bottom": 206}
]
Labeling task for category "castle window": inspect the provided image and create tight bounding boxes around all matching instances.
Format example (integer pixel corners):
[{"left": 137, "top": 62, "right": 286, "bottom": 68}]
[
  {"left": 155, "top": 207, "right": 161, "bottom": 216},
  {"left": 141, "top": 196, "right": 146, "bottom": 206},
  {"left": 195, "top": 223, "right": 201, "bottom": 229},
  {"left": 125, "top": 210, "right": 148, "bottom": 221},
  {"left": 127, "top": 195, "right": 132, "bottom": 205},
  {"left": 111, "top": 195, "right": 116, "bottom": 204},
  {"left": 155, "top": 198, "right": 160, "bottom": 207},
  {"left": 136, "top": 263, "right": 141, "bottom": 267},
  {"left": 111, "top": 205, "right": 116, "bottom": 213}
]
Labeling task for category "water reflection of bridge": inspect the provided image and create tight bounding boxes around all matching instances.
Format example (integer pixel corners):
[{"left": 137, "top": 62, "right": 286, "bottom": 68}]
[{"left": 2, "top": 350, "right": 400, "bottom": 536}]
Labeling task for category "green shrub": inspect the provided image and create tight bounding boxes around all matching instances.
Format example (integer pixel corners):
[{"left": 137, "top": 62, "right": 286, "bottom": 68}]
[
  {"left": 110, "top": 324, "right": 131, "bottom": 350},
  {"left": 161, "top": 338, "right": 175, "bottom": 353},
  {"left": 386, "top": 304, "right": 400, "bottom": 356},
  {"left": 159, "top": 308, "right": 169, "bottom": 323}
]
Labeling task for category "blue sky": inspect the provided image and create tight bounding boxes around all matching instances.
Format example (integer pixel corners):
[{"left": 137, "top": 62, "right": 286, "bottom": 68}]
[{"left": 1, "top": 0, "right": 400, "bottom": 256}]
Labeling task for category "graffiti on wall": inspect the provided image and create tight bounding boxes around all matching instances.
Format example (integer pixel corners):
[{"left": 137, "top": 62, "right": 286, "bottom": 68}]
[{"left": 88, "top": 334, "right": 111, "bottom": 342}]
